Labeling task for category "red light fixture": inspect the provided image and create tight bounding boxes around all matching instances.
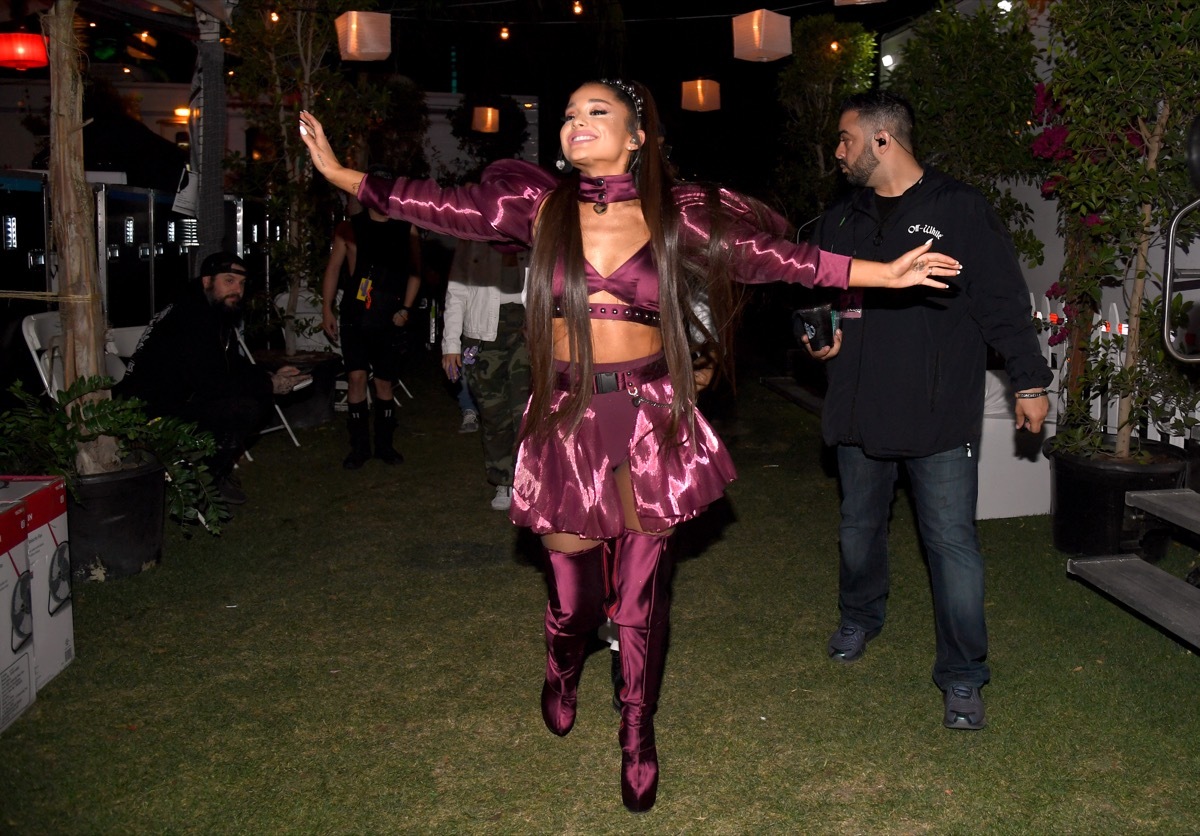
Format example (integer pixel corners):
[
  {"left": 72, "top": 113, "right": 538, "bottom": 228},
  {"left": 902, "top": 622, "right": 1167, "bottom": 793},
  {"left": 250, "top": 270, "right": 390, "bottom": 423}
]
[{"left": 0, "top": 31, "right": 48, "bottom": 71}]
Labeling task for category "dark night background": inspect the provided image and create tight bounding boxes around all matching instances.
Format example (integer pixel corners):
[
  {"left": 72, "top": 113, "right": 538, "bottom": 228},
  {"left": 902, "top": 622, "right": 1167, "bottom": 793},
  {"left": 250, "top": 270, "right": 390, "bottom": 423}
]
[{"left": 28, "top": 0, "right": 942, "bottom": 200}]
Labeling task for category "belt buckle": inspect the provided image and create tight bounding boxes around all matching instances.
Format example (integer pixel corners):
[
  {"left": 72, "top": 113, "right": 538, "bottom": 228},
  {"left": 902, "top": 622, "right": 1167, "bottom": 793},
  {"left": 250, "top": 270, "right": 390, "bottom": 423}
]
[{"left": 595, "top": 371, "right": 620, "bottom": 394}]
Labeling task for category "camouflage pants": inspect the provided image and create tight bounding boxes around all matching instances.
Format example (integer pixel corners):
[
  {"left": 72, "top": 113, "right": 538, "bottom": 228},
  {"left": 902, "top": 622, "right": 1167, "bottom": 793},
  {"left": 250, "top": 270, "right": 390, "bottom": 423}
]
[{"left": 463, "top": 303, "right": 530, "bottom": 488}]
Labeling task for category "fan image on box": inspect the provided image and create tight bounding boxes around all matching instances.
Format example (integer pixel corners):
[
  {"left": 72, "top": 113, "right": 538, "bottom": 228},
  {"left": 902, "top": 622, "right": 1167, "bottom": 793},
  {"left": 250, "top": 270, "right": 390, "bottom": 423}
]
[
  {"left": 11, "top": 570, "right": 32, "bottom": 653},
  {"left": 48, "top": 540, "right": 71, "bottom": 616}
]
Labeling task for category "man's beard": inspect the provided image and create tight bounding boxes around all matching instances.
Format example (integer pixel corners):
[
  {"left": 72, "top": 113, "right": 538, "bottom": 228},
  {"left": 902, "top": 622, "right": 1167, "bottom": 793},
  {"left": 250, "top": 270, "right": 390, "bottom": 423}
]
[
  {"left": 843, "top": 146, "right": 879, "bottom": 188},
  {"left": 208, "top": 293, "right": 244, "bottom": 326}
]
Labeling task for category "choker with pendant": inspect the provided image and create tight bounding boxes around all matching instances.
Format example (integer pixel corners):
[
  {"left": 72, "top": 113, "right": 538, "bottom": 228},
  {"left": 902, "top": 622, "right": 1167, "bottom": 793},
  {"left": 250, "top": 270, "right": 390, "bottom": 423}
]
[{"left": 578, "top": 172, "right": 638, "bottom": 215}]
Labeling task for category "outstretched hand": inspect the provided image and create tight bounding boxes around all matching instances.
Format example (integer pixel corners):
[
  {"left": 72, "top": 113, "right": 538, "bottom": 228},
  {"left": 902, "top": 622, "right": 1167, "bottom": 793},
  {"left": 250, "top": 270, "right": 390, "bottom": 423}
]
[
  {"left": 298, "top": 111, "right": 363, "bottom": 195},
  {"left": 886, "top": 239, "right": 960, "bottom": 290}
]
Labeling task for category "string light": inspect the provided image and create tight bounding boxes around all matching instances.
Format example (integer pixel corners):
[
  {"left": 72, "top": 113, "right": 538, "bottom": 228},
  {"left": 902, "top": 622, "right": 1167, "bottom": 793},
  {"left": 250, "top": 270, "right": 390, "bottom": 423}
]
[
  {"left": 270, "top": 11, "right": 280, "bottom": 23},
  {"left": 830, "top": 41, "right": 840, "bottom": 52},
  {"left": 573, "top": 1, "right": 583, "bottom": 13},
  {"left": 499, "top": 26, "right": 510, "bottom": 40}
]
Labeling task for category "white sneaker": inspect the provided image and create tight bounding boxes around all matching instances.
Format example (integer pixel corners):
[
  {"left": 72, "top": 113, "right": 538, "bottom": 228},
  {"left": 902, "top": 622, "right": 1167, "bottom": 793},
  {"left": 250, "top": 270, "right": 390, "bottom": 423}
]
[
  {"left": 490, "top": 485, "right": 513, "bottom": 511},
  {"left": 459, "top": 409, "right": 480, "bottom": 433}
]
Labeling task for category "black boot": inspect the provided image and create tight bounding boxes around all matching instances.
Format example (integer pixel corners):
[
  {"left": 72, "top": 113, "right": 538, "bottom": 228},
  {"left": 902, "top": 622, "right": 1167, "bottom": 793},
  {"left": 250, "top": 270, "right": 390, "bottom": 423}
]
[
  {"left": 210, "top": 433, "right": 247, "bottom": 505},
  {"left": 343, "top": 401, "right": 371, "bottom": 469},
  {"left": 373, "top": 401, "right": 403, "bottom": 465}
]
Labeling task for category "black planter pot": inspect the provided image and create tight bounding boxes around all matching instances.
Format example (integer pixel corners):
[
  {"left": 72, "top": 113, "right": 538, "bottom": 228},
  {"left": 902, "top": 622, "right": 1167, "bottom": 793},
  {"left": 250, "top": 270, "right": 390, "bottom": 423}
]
[
  {"left": 1045, "top": 436, "right": 1188, "bottom": 558},
  {"left": 66, "top": 457, "right": 166, "bottom": 581}
]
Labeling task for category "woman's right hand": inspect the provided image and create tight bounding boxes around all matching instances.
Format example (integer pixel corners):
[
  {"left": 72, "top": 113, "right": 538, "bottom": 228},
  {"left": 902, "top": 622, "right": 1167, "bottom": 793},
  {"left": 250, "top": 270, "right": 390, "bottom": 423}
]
[
  {"left": 298, "top": 111, "right": 363, "bottom": 195},
  {"left": 442, "top": 354, "right": 463, "bottom": 381}
]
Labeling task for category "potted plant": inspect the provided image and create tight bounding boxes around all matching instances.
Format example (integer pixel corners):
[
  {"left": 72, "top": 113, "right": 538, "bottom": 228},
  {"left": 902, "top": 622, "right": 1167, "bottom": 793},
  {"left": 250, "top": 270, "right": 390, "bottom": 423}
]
[
  {"left": 0, "top": 376, "right": 228, "bottom": 580},
  {"left": 1034, "top": 0, "right": 1200, "bottom": 555}
]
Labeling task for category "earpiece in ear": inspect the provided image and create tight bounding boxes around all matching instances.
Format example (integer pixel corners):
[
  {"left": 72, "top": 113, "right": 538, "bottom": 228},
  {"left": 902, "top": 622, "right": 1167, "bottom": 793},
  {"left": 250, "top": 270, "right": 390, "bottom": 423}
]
[{"left": 876, "top": 136, "right": 886, "bottom": 147}]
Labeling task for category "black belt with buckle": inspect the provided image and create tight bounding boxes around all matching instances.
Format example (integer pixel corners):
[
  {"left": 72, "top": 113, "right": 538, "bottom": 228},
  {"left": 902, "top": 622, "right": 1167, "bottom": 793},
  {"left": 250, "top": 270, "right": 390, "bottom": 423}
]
[{"left": 555, "top": 357, "right": 669, "bottom": 394}]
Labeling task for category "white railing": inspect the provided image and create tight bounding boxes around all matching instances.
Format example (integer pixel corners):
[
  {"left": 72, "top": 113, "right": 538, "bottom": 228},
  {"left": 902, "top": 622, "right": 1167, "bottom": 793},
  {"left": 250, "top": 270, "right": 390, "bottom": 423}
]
[{"left": 1033, "top": 294, "right": 1196, "bottom": 449}]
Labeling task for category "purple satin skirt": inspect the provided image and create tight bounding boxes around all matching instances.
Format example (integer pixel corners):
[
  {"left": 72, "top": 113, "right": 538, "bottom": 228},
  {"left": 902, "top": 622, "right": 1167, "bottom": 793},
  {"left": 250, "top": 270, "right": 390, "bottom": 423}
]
[{"left": 510, "top": 355, "right": 737, "bottom": 539}]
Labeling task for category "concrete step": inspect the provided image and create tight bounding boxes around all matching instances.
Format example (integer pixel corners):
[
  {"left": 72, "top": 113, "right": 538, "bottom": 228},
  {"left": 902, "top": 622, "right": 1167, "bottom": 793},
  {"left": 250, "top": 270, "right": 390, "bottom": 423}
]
[
  {"left": 1067, "top": 554, "right": 1200, "bottom": 649},
  {"left": 1126, "top": 488, "right": 1200, "bottom": 536}
]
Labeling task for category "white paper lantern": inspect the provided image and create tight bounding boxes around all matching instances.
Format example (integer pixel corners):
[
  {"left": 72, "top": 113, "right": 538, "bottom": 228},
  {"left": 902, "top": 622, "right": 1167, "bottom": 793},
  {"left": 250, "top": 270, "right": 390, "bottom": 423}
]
[
  {"left": 471, "top": 107, "right": 500, "bottom": 133},
  {"left": 681, "top": 79, "right": 721, "bottom": 112},
  {"left": 732, "top": 9, "right": 791, "bottom": 63},
  {"left": 335, "top": 11, "right": 391, "bottom": 62}
]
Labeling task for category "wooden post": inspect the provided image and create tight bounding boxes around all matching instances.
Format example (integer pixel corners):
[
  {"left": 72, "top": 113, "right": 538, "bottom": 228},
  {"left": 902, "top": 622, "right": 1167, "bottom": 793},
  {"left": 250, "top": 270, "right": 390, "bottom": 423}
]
[{"left": 45, "top": 0, "right": 118, "bottom": 474}]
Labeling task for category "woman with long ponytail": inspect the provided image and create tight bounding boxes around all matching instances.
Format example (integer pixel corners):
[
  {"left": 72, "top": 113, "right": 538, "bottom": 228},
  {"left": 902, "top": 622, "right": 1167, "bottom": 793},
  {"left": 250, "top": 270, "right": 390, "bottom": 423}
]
[{"left": 300, "top": 79, "right": 957, "bottom": 813}]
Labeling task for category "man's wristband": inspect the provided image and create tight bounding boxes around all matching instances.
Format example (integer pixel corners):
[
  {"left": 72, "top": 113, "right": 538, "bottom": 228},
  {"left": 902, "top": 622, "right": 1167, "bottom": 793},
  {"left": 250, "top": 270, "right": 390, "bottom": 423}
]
[
  {"left": 1015, "top": 390, "right": 1050, "bottom": 399},
  {"left": 398, "top": 306, "right": 411, "bottom": 316}
]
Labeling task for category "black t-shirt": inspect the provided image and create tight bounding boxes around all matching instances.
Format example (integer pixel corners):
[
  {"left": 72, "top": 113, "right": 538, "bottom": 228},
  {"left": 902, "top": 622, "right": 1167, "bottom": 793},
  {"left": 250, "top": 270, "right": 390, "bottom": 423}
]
[{"left": 341, "top": 213, "right": 414, "bottom": 320}]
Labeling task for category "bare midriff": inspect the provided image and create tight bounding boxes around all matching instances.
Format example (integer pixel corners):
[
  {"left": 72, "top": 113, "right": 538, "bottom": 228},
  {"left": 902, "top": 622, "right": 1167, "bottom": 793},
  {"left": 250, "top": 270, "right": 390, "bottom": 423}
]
[
  {"left": 555, "top": 202, "right": 660, "bottom": 364},
  {"left": 552, "top": 291, "right": 662, "bottom": 363}
]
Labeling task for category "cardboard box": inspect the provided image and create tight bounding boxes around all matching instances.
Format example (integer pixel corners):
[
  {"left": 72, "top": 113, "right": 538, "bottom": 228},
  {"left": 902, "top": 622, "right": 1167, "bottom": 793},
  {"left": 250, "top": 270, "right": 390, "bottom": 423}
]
[
  {"left": 0, "top": 500, "right": 35, "bottom": 734},
  {"left": 0, "top": 478, "right": 75, "bottom": 688}
]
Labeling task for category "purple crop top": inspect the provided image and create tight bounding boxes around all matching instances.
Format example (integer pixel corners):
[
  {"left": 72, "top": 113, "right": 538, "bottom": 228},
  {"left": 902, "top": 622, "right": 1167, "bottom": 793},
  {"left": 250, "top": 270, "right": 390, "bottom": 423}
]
[
  {"left": 356, "top": 160, "right": 852, "bottom": 325},
  {"left": 549, "top": 241, "right": 660, "bottom": 325}
]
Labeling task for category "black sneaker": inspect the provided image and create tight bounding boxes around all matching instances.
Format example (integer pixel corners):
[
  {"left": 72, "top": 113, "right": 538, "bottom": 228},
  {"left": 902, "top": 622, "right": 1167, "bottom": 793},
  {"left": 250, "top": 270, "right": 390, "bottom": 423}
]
[
  {"left": 374, "top": 447, "right": 404, "bottom": 465},
  {"left": 216, "top": 476, "right": 247, "bottom": 505},
  {"left": 827, "top": 622, "right": 875, "bottom": 663},
  {"left": 943, "top": 683, "right": 986, "bottom": 730},
  {"left": 343, "top": 450, "right": 371, "bottom": 470}
]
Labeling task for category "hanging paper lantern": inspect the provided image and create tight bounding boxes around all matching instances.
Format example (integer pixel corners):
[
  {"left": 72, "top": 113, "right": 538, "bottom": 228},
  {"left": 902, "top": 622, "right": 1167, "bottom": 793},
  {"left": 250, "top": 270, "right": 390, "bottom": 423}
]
[
  {"left": 0, "top": 32, "right": 48, "bottom": 71},
  {"left": 335, "top": 11, "right": 391, "bottom": 62},
  {"left": 471, "top": 107, "right": 500, "bottom": 133},
  {"left": 732, "top": 9, "right": 791, "bottom": 63},
  {"left": 681, "top": 79, "right": 720, "bottom": 113}
]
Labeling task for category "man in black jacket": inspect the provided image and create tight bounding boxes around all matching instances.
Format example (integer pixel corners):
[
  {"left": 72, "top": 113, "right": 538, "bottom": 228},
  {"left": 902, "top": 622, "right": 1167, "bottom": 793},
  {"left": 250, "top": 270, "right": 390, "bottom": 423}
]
[
  {"left": 806, "top": 91, "right": 1052, "bottom": 730},
  {"left": 116, "top": 252, "right": 307, "bottom": 503}
]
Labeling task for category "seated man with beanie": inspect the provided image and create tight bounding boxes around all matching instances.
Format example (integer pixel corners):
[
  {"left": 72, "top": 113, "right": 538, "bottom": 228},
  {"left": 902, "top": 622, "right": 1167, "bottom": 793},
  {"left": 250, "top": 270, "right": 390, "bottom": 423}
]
[{"left": 115, "top": 251, "right": 308, "bottom": 503}]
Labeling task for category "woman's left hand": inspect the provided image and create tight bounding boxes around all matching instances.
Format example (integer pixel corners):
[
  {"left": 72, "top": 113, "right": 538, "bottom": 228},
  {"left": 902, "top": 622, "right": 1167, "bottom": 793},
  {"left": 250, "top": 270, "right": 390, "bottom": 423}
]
[{"left": 886, "top": 239, "right": 960, "bottom": 289}]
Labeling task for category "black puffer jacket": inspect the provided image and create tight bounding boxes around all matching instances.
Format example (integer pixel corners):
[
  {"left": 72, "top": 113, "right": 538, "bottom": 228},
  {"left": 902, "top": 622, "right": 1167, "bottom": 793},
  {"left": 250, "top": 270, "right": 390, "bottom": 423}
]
[{"left": 814, "top": 168, "right": 1052, "bottom": 458}]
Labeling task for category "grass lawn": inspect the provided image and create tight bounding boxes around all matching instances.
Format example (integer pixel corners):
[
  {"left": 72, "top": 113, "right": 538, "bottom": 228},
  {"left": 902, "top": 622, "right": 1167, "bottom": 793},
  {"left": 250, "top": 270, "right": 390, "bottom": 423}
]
[{"left": 3, "top": 357, "right": 1198, "bottom": 834}]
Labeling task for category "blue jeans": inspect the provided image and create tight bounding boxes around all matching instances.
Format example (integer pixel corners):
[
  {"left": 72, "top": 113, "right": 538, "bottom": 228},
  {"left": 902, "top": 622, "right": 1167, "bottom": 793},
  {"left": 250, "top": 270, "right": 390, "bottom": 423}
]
[
  {"left": 836, "top": 444, "right": 988, "bottom": 689},
  {"left": 457, "top": 378, "right": 477, "bottom": 413}
]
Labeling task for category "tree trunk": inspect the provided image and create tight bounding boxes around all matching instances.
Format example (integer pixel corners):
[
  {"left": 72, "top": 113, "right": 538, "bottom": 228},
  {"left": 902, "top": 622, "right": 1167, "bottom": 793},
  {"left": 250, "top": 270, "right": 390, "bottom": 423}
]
[
  {"left": 45, "top": 0, "right": 119, "bottom": 475},
  {"left": 1114, "top": 110, "right": 1166, "bottom": 460}
]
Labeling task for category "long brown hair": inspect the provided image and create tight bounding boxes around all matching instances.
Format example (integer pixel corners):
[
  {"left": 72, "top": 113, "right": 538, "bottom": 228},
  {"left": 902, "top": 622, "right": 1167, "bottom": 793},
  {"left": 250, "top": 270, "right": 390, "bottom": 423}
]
[{"left": 524, "top": 80, "right": 757, "bottom": 442}]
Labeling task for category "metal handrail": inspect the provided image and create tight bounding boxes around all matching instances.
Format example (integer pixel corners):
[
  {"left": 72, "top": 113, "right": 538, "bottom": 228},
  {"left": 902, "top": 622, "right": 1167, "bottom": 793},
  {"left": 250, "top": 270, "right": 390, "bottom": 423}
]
[{"left": 1162, "top": 194, "right": 1200, "bottom": 363}]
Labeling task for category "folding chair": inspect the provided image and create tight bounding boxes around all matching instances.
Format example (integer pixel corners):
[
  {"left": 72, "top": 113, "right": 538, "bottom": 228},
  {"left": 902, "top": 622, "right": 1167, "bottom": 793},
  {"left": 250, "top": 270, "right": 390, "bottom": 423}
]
[
  {"left": 234, "top": 330, "right": 301, "bottom": 448},
  {"left": 21, "top": 311, "right": 63, "bottom": 396},
  {"left": 24, "top": 313, "right": 138, "bottom": 398}
]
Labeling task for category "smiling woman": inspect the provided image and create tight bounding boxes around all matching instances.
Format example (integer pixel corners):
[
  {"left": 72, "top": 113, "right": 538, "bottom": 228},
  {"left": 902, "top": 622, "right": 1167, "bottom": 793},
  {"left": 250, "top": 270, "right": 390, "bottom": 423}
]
[{"left": 297, "top": 78, "right": 957, "bottom": 813}]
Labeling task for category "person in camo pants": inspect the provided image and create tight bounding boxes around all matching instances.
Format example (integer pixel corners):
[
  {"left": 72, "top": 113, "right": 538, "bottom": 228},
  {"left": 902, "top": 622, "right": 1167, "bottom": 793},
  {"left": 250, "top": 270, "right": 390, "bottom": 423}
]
[{"left": 441, "top": 238, "right": 531, "bottom": 511}]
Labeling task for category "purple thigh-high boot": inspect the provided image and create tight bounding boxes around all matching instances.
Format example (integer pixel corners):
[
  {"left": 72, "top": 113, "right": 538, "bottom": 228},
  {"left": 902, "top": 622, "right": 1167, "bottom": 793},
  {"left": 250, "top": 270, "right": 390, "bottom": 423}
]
[
  {"left": 610, "top": 530, "right": 673, "bottom": 813},
  {"left": 541, "top": 542, "right": 608, "bottom": 737}
]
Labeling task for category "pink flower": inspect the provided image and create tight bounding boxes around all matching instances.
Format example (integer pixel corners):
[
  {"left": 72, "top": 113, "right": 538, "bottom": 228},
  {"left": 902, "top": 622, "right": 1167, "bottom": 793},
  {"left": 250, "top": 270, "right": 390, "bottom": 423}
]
[
  {"left": 1126, "top": 128, "right": 1146, "bottom": 153},
  {"left": 1032, "top": 83, "right": 1062, "bottom": 122},
  {"left": 1082, "top": 213, "right": 1102, "bottom": 228},
  {"left": 1032, "top": 125, "right": 1072, "bottom": 160},
  {"left": 1040, "top": 176, "right": 1062, "bottom": 197},
  {"left": 1048, "top": 329, "right": 1068, "bottom": 347},
  {"left": 1046, "top": 281, "right": 1064, "bottom": 300}
]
